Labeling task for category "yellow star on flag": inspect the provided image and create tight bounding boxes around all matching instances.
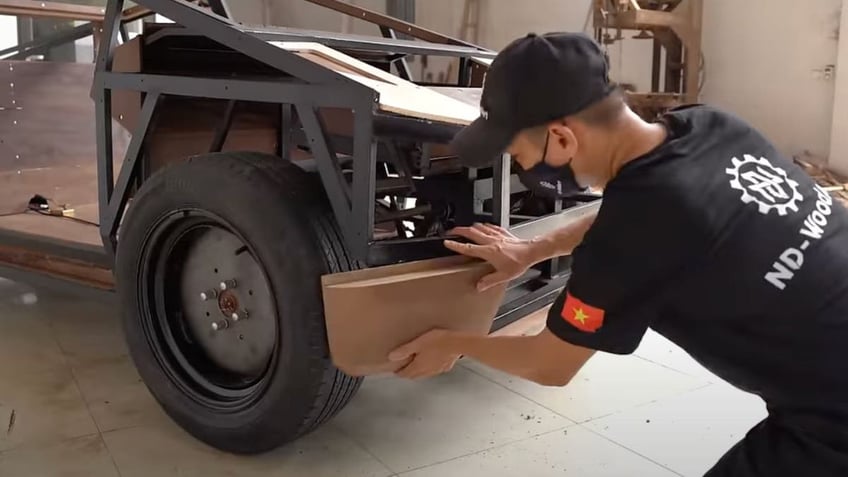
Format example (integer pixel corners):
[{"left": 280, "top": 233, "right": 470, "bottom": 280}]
[{"left": 573, "top": 307, "right": 589, "bottom": 324}]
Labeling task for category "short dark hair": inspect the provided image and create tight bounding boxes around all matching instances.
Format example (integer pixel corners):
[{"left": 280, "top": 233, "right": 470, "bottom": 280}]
[
  {"left": 524, "top": 87, "right": 627, "bottom": 145},
  {"left": 570, "top": 86, "right": 627, "bottom": 127}
]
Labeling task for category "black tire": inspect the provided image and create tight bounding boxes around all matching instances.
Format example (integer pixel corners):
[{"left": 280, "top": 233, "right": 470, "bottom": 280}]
[{"left": 115, "top": 151, "right": 363, "bottom": 454}]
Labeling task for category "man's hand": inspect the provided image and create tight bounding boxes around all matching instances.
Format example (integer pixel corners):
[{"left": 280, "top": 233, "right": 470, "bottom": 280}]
[
  {"left": 444, "top": 223, "right": 537, "bottom": 291},
  {"left": 389, "top": 329, "right": 462, "bottom": 380}
]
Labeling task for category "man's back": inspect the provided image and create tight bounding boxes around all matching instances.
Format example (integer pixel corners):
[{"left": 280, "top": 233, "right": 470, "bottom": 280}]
[{"left": 613, "top": 104, "right": 848, "bottom": 410}]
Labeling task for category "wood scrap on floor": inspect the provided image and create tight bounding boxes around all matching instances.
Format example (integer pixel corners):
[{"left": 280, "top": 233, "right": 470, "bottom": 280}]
[{"left": 793, "top": 157, "right": 848, "bottom": 208}]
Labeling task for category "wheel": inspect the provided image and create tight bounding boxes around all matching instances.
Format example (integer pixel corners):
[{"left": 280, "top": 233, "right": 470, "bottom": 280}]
[{"left": 115, "top": 151, "right": 363, "bottom": 454}]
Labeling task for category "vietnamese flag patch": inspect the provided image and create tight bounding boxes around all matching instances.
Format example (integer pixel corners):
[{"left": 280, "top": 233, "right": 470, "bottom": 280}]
[{"left": 561, "top": 292, "right": 605, "bottom": 333}]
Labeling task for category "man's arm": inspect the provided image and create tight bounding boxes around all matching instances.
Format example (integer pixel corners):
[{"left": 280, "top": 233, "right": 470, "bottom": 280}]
[
  {"left": 525, "top": 210, "right": 598, "bottom": 263},
  {"left": 444, "top": 210, "right": 598, "bottom": 291},
  {"left": 390, "top": 327, "right": 596, "bottom": 386}
]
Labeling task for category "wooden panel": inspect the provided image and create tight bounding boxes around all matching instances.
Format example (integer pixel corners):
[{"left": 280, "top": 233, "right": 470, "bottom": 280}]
[
  {"left": 148, "top": 129, "right": 278, "bottom": 172},
  {"left": 272, "top": 41, "right": 480, "bottom": 126},
  {"left": 0, "top": 164, "right": 100, "bottom": 215},
  {"left": 0, "top": 0, "right": 149, "bottom": 21},
  {"left": 429, "top": 86, "right": 482, "bottom": 108},
  {"left": 0, "top": 0, "right": 105, "bottom": 21},
  {"left": 322, "top": 255, "right": 507, "bottom": 376},
  {"left": 111, "top": 36, "right": 144, "bottom": 132},
  {"left": 0, "top": 211, "right": 100, "bottom": 246},
  {"left": 145, "top": 98, "right": 279, "bottom": 173},
  {"left": 0, "top": 243, "right": 113, "bottom": 290},
  {"left": 0, "top": 60, "right": 131, "bottom": 171}
]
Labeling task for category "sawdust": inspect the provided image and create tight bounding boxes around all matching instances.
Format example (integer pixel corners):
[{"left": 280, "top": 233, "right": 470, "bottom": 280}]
[
  {"left": 7, "top": 409, "right": 15, "bottom": 435},
  {"left": 794, "top": 157, "right": 848, "bottom": 208}
]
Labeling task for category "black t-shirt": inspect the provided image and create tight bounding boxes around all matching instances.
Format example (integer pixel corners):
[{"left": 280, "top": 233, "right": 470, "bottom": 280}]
[{"left": 546, "top": 104, "right": 848, "bottom": 411}]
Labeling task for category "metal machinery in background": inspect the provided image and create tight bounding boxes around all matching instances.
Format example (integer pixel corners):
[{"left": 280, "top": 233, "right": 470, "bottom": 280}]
[{"left": 593, "top": 0, "right": 704, "bottom": 119}]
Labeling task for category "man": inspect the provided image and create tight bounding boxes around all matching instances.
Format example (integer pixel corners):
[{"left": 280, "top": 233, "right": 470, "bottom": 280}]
[{"left": 388, "top": 32, "right": 848, "bottom": 476}]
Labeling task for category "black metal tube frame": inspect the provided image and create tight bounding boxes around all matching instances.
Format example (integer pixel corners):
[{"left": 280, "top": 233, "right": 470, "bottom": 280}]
[
  {"left": 93, "top": 0, "right": 602, "bottom": 276},
  {"left": 93, "top": 0, "right": 393, "bottom": 259},
  {"left": 0, "top": 9, "right": 157, "bottom": 61}
]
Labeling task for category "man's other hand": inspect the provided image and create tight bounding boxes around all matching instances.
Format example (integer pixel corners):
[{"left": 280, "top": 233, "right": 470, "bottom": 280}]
[
  {"left": 389, "top": 329, "right": 462, "bottom": 380},
  {"left": 444, "top": 223, "right": 536, "bottom": 291}
]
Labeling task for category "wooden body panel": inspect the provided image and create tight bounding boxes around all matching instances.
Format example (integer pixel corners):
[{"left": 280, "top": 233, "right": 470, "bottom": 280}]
[{"left": 0, "top": 61, "right": 127, "bottom": 216}]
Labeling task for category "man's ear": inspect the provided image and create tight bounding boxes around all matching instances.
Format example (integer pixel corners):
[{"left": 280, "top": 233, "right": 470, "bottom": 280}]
[{"left": 547, "top": 122, "right": 578, "bottom": 166}]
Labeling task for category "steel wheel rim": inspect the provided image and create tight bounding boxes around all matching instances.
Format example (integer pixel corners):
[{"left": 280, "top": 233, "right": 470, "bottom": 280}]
[{"left": 139, "top": 209, "right": 279, "bottom": 411}]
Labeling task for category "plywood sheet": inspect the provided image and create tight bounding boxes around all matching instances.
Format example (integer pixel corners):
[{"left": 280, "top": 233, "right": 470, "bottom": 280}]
[
  {"left": 322, "top": 255, "right": 507, "bottom": 376},
  {"left": 0, "top": 61, "right": 130, "bottom": 172},
  {"left": 0, "top": 164, "right": 101, "bottom": 216},
  {"left": 272, "top": 41, "right": 480, "bottom": 126},
  {"left": 0, "top": 211, "right": 100, "bottom": 246}
]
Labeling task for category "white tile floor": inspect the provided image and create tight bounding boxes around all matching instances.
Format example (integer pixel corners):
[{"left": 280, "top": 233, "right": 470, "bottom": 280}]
[{"left": 0, "top": 277, "right": 768, "bottom": 477}]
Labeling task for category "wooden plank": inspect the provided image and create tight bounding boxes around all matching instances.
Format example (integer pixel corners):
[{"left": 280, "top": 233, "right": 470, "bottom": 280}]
[
  {"left": 0, "top": 165, "right": 101, "bottom": 216},
  {"left": 0, "top": 60, "right": 130, "bottom": 172},
  {"left": 273, "top": 41, "right": 480, "bottom": 125},
  {"left": 0, "top": 0, "right": 106, "bottom": 21},
  {"left": 322, "top": 255, "right": 508, "bottom": 376},
  {"left": 0, "top": 211, "right": 100, "bottom": 246},
  {"left": 490, "top": 306, "right": 549, "bottom": 337},
  {"left": 0, "top": 242, "right": 113, "bottom": 289},
  {"left": 0, "top": 0, "right": 151, "bottom": 21},
  {"left": 428, "top": 86, "right": 482, "bottom": 107},
  {"left": 613, "top": 9, "right": 680, "bottom": 29},
  {"left": 302, "top": 0, "right": 479, "bottom": 48}
]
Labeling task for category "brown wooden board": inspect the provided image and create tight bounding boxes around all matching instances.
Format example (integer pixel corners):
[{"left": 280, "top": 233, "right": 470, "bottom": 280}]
[
  {"left": 0, "top": 61, "right": 129, "bottom": 215},
  {"left": 321, "top": 255, "right": 508, "bottom": 376},
  {"left": 0, "top": 242, "right": 113, "bottom": 289},
  {"left": 0, "top": 211, "right": 100, "bottom": 246},
  {"left": 0, "top": 0, "right": 106, "bottom": 21},
  {"left": 273, "top": 42, "right": 480, "bottom": 126},
  {"left": 0, "top": 165, "right": 99, "bottom": 215},
  {"left": 428, "top": 86, "right": 482, "bottom": 108}
]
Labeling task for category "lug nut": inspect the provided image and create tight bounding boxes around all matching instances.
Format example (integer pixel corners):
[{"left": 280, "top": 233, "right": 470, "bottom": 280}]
[
  {"left": 219, "top": 279, "right": 237, "bottom": 291},
  {"left": 211, "top": 320, "right": 229, "bottom": 331},
  {"left": 231, "top": 310, "right": 249, "bottom": 322},
  {"left": 200, "top": 289, "right": 218, "bottom": 301}
]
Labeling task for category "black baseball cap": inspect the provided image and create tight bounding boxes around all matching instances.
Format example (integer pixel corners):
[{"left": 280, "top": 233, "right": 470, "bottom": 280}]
[{"left": 451, "top": 32, "right": 615, "bottom": 168}]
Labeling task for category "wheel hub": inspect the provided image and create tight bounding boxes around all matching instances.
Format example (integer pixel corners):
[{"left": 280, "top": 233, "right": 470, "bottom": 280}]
[
  {"left": 218, "top": 290, "right": 239, "bottom": 317},
  {"left": 164, "top": 224, "right": 277, "bottom": 384}
]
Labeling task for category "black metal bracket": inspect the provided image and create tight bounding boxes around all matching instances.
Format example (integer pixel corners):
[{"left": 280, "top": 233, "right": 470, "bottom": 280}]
[
  {"left": 379, "top": 26, "right": 413, "bottom": 80},
  {"left": 209, "top": 100, "right": 237, "bottom": 153},
  {"left": 102, "top": 91, "right": 163, "bottom": 253},
  {"left": 1, "top": 22, "right": 93, "bottom": 60},
  {"left": 205, "top": 0, "right": 232, "bottom": 19}
]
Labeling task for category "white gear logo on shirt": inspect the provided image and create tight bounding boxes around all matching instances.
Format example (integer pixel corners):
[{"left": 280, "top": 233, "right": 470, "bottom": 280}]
[{"left": 725, "top": 154, "right": 803, "bottom": 216}]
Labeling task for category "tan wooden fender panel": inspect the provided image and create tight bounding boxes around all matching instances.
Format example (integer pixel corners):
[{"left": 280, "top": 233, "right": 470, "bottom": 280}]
[
  {"left": 272, "top": 41, "right": 481, "bottom": 126},
  {"left": 321, "top": 255, "right": 507, "bottom": 377}
]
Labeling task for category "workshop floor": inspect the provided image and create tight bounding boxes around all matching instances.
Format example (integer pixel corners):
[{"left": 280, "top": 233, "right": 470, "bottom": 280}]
[{"left": 0, "top": 277, "right": 767, "bottom": 477}]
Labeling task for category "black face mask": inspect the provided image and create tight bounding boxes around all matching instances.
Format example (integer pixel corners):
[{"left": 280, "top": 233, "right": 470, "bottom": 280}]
[{"left": 517, "top": 132, "right": 587, "bottom": 199}]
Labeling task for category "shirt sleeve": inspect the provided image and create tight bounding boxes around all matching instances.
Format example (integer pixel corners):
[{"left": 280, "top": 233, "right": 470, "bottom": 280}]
[{"left": 546, "top": 188, "right": 706, "bottom": 355}]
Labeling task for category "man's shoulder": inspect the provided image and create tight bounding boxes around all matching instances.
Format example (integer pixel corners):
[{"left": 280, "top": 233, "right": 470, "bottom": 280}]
[{"left": 662, "top": 103, "right": 750, "bottom": 129}]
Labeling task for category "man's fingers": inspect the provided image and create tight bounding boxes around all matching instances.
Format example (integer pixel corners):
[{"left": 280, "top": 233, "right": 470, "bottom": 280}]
[
  {"left": 471, "top": 222, "right": 502, "bottom": 238},
  {"left": 478, "top": 271, "right": 510, "bottom": 291},
  {"left": 448, "top": 226, "right": 496, "bottom": 245},
  {"left": 481, "top": 222, "right": 509, "bottom": 236},
  {"left": 444, "top": 240, "right": 491, "bottom": 260},
  {"left": 389, "top": 339, "right": 420, "bottom": 362}
]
